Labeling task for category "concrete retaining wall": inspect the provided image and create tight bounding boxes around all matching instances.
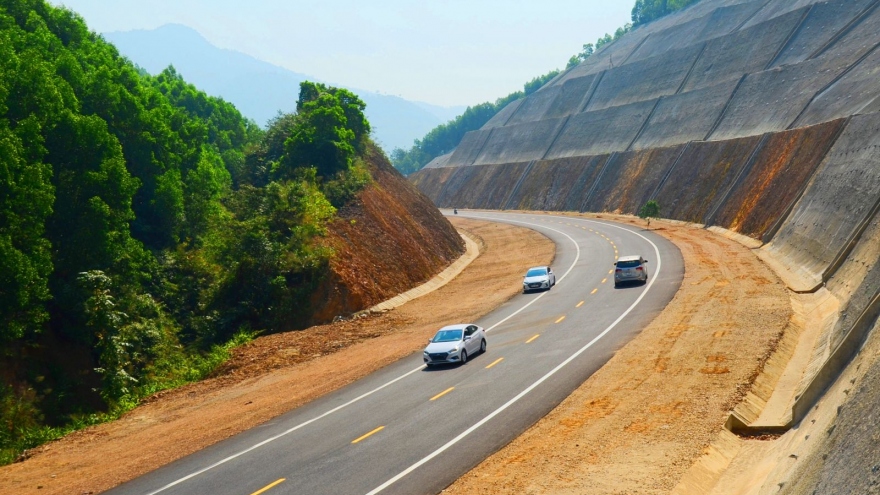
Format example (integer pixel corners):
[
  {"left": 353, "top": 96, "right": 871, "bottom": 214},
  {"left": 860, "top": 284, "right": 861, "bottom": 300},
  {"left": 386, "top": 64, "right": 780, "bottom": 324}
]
[
  {"left": 632, "top": 80, "right": 739, "bottom": 150},
  {"left": 545, "top": 99, "right": 657, "bottom": 158},
  {"left": 766, "top": 111, "right": 880, "bottom": 287},
  {"left": 585, "top": 44, "right": 703, "bottom": 112},
  {"left": 473, "top": 117, "right": 568, "bottom": 165},
  {"left": 584, "top": 145, "right": 686, "bottom": 214},
  {"left": 446, "top": 129, "right": 493, "bottom": 167},
  {"left": 653, "top": 136, "right": 762, "bottom": 223},
  {"left": 795, "top": 44, "right": 880, "bottom": 127},
  {"left": 709, "top": 57, "right": 843, "bottom": 141},
  {"left": 711, "top": 119, "right": 845, "bottom": 238},
  {"left": 507, "top": 155, "right": 610, "bottom": 211},
  {"left": 769, "top": 0, "right": 876, "bottom": 68},
  {"left": 627, "top": 2, "right": 763, "bottom": 64},
  {"left": 482, "top": 99, "right": 523, "bottom": 129},
  {"left": 506, "top": 86, "right": 562, "bottom": 125},
  {"left": 682, "top": 8, "right": 805, "bottom": 92},
  {"left": 543, "top": 74, "right": 600, "bottom": 120}
]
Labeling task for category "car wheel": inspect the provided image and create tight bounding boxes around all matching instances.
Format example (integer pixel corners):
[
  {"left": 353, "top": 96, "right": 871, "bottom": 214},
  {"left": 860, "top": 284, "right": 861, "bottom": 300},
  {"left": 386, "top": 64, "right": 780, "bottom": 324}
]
[
  {"left": 460, "top": 350, "right": 468, "bottom": 364},
  {"left": 480, "top": 339, "right": 487, "bottom": 354}
]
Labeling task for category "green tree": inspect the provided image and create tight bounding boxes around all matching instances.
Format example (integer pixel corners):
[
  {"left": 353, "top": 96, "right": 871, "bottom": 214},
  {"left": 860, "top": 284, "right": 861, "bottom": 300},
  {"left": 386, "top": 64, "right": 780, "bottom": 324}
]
[{"left": 639, "top": 200, "right": 661, "bottom": 228}]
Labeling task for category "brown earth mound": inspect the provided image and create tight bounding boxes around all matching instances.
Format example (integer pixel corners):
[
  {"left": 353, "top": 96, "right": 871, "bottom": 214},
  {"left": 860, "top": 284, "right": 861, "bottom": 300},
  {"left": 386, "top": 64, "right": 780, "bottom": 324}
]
[{"left": 310, "top": 144, "right": 464, "bottom": 324}]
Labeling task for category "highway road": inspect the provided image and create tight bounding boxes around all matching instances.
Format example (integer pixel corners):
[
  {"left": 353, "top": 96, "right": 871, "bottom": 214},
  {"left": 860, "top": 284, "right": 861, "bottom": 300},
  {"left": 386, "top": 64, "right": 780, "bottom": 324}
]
[{"left": 106, "top": 211, "right": 684, "bottom": 495}]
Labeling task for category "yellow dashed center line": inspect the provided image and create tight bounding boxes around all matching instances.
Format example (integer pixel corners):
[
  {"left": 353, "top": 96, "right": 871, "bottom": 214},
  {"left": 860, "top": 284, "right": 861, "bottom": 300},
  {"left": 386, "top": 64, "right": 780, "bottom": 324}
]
[
  {"left": 576, "top": 301, "right": 585, "bottom": 308},
  {"left": 591, "top": 288, "right": 598, "bottom": 295},
  {"left": 609, "top": 269, "right": 614, "bottom": 274},
  {"left": 602, "top": 278, "right": 607, "bottom": 284},
  {"left": 250, "top": 479, "right": 286, "bottom": 495},
  {"left": 486, "top": 357, "right": 504, "bottom": 369},
  {"left": 430, "top": 387, "right": 455, "bottom": 401},
  {"left": 555, "top": 316, "right": 566, "bottom": 323},
  {"left": 352, "top": 426, "right": 385, "bottom": 444},
  {"left": 526, "top": 334, "right": 540, "bottom": 344}
]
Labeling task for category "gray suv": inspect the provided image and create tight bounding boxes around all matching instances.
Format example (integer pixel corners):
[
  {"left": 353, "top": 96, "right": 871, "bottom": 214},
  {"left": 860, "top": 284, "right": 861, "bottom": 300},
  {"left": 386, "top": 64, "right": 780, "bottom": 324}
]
[{"left": 614, "top": 256, "right": 648, "bottom": 287}]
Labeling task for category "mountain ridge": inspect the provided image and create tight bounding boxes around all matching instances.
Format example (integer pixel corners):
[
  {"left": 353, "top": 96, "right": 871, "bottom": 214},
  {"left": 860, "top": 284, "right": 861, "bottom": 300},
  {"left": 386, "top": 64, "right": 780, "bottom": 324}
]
[{"left": 104, "top": 24, "right": 465, "bottom": 151}]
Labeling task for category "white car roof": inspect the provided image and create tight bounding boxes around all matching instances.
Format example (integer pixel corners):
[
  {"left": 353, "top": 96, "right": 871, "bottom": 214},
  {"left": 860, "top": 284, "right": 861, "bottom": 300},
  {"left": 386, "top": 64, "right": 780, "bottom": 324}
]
[
  {"left": 437, "top": 324, "right": 471, "bottom": 331},
  {"left": 617, "top": 255, "right": 642, "bottom": 262}
]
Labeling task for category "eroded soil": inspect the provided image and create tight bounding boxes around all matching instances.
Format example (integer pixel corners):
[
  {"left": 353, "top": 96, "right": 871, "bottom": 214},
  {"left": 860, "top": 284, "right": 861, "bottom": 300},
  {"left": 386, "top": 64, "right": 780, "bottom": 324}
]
[{"left": 0, "top": 214, "right": 792, "bottom": 495}]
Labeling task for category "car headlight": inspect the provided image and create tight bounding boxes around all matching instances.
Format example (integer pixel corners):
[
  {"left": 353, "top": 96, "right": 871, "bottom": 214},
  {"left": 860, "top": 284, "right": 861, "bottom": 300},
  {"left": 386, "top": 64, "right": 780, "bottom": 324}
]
[{"left": 449, "top": 346, "right": 459, "bottom": 353}]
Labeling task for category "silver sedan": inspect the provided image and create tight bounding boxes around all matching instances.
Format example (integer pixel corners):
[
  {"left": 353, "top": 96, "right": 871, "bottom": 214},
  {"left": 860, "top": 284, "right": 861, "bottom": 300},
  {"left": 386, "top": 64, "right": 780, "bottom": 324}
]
[{"left": 423, "top": 324, "right": 486, "bottom": 367}]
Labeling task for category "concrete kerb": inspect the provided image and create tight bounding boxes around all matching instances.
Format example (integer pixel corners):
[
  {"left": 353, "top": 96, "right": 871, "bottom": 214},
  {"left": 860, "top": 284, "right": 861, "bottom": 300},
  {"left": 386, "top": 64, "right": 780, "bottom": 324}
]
[{"left": 363, "top": 230, "right": 480, "bottom": 314}]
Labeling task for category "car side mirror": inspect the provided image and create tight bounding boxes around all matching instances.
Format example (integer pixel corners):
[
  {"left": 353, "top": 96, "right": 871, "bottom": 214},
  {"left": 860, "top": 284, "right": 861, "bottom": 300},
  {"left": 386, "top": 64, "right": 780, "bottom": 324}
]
[
  {"left": 644, "top": 260, "right": 649, "bottom": 263},
  {"left": 613, "top": 262, "right": 617, "bottom": 266},
  {"left": 464, "top": 336, "right": 471, "bottom": 341}
]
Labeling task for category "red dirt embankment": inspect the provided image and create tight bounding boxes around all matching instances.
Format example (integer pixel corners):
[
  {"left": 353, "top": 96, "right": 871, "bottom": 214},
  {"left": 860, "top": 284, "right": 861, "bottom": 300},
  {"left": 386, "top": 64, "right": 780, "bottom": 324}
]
[{"left": 310, "top": 143, "right": 464, "bottom": 324}]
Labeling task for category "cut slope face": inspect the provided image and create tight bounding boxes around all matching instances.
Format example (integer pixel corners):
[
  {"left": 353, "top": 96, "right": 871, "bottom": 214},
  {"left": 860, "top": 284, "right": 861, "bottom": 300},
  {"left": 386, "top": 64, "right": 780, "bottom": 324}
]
[
  {"left": 310, "top": 144, "right": 464, "bottom": 324},
  {"left": 411, "top": 0, "right": 880, "bottom": 491}
]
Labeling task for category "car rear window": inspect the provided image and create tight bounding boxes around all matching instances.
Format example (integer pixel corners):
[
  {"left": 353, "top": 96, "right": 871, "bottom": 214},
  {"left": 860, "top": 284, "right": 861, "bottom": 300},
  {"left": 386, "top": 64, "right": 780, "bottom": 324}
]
[{"left": 617, "top": 260, "right": 641, "bottom": 268}]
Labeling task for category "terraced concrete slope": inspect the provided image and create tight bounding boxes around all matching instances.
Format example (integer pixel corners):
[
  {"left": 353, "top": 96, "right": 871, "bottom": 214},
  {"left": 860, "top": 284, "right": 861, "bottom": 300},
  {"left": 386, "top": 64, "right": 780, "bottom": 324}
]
[{"left": 410, "top": 0, "right": 880, "bottom": 492}]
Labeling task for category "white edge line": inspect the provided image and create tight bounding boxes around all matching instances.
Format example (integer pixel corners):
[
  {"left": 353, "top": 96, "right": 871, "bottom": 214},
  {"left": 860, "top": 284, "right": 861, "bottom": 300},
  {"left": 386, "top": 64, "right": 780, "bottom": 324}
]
[
  {"left": 365, "top": 213, "right": 662, "bottom": 494},
  {"left": 145, "top": 215, "right": 582, "bottom": 494}
]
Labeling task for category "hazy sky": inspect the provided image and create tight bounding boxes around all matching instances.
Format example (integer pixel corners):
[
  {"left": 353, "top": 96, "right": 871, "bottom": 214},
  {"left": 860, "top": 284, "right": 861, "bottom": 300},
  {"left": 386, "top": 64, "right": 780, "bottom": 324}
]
[{"left": 50, "top": 1, "right": 634, "bottom": 107}]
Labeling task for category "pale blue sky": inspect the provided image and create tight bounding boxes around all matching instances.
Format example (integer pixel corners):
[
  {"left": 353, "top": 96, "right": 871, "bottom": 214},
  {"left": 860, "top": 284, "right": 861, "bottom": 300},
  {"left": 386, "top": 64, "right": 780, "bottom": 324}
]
[{"left": 50, "top": 1, "right": 634, "bottom": 107}]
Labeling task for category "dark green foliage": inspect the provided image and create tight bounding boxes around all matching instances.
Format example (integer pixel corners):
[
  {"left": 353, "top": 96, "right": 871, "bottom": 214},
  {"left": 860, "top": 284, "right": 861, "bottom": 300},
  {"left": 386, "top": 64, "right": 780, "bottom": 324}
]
[
  {"left": 639, "top": 200, "right": 661, "bottom": 227},
  {"left": 390, "top": 71, "right": 559, "bottom": 175},
  {"left": 632, "top": 0, "right": 701, "bottom": 26},
  {"left": 0, "top": 0, "right": 373, "bottom": 463}
]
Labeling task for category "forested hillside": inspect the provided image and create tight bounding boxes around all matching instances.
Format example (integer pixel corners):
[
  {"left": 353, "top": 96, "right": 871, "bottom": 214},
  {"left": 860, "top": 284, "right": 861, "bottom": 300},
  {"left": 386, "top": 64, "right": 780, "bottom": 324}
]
[{"left": 0, "top": 0, "right": 463, "bottom": 464}]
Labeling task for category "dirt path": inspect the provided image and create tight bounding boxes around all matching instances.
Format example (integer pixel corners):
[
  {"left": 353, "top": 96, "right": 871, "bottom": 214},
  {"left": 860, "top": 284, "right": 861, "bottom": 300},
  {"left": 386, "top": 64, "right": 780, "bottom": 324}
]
[
  {"left": 0, "top": 218, "right": 554, "bottom": 495},
  {"left": 0, "top": 214, "right": 793, "bottom": 495}
]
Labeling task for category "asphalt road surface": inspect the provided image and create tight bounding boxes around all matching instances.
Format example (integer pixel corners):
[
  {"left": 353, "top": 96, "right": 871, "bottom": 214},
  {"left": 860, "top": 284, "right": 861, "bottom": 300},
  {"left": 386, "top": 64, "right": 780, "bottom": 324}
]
[{"left": 106, "top": 211, "right": 684, "bottom": 495}]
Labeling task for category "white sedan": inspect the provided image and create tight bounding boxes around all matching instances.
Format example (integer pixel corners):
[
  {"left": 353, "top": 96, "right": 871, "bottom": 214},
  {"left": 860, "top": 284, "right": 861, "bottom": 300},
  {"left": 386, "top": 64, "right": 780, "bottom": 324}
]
[
  {"left": 523, "top": 266, "right": 556, "bottom": 292},
  {"left": 423, "top": 324, "right": 486, "bottom": 367}
]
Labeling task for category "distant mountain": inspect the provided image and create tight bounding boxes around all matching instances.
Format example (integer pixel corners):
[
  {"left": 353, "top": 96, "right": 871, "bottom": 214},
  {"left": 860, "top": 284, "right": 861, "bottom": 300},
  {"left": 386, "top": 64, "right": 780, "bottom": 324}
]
[{"left": 104, "top": 24, "right": 465, "bottom": 152}]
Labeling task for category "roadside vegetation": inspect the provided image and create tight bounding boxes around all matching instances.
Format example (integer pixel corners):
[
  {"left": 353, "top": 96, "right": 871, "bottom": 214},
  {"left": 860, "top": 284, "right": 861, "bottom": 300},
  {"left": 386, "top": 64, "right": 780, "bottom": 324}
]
[
  {"left": 390, "top": 0, "right": 702, "bottom": 175},
  {"left": 0, "top": 0, "right": 373, "bottom": 464}
]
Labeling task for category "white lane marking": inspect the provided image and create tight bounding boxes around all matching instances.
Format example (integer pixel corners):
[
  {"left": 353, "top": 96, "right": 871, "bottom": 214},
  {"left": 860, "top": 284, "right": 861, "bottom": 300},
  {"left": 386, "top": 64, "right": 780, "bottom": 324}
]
[
  {"left": 365, "top": 212, "right": 663, "bottom": 494},
  {"left": 143, "top": 215, "right": 582, "bottom": 493}
]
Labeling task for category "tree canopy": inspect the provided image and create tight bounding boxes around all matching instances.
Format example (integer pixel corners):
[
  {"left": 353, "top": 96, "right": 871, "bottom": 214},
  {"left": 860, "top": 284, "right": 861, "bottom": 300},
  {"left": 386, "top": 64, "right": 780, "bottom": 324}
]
[{"left": 0, "top": 0, "right": 373, "bottom": 464}]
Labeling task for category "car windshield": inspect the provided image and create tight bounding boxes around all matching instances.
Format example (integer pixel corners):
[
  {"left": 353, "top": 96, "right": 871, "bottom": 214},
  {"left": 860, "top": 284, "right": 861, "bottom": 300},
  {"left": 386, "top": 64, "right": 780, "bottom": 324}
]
[
  {"left": 526, "top": 268, "right": 547, "bottom": 277},
  {"left": 432, "top": 329, "right": 463, "bottom": 342},
  {"left": 617, "top": 260, "right": 641, "bottom": 268}
]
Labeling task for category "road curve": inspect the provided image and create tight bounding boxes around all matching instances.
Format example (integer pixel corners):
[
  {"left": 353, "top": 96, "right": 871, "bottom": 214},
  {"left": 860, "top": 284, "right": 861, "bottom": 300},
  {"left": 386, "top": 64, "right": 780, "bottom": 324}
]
[{"left": 106, "top": 211, "right": 684, "bottom": 495}]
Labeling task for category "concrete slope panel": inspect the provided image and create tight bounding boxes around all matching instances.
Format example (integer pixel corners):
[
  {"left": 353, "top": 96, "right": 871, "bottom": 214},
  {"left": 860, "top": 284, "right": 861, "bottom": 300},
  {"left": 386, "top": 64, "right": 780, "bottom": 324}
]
[
  {"left": 627, "top": 1, "right": 764, "bottom": 63},
  {"left": 709, "top": 57, "right": 842, "bottom": 141},
  {"left": 546, "top": 99, "right": 657, "bottom": 159},
  {"left": 632, "top": 79, "right": 739, "bottom": 150},
  {"left": 552, "top": 30, "right": 652, "bottom": 85},
  {"left": 586, "top": 43, "right": 703, "bottom": 112},
  {"left": 422, "top": 152, "right": 452, "bottom": 169},
  {"left": 653, "top": 136, "right": 762, "bottom": 223},
  {"left": 742, "top": 0, "right": 817, "bottom": 28},
  {"left": 795, "top": 45, "right": 880, "bottom": 127},
  {"left": 766, "top": 112, "right": 880, "bottom": 284},
  {"left": 433, "top": 165, "right": 484, "bottom": 208},
  {"left": 770, "top": 0, "right": 876, "bottom": 68},
  {"left": 470, "top": 162, "right": 533, "bottom": 210},
  {"left": 543, "top": 74, "right": 599, "bottom": 120},
  {"left": 506, "top": 86, "right": 563, "bottom": 125},
  {"left": 825, "top": 207, "right": 880, "bottom": 350},
  {"left": 712, "top": 119, "right": 845, "bottom": 238},
  {"left": 819, "top": 4, "right": 880, "bottom": 66},
  {"left": 408, "top": 166, "right": 457, "bottom": 203},
  {"left": 682, "top": 8, "right": 806, "bottom": 92},
  {"left": 473, "top": 117, "right": 568, "bottom": 165},
  {"left": 510, "top": 155, "right": 609, "bottom": 211},
  {"left": 447, "top": 129, "right": 493, "bottom": 167},
  {"left": 584, "top": 145, "right": 686, "bottom": 215},
  {"left": 482, "top": 99, "right": 523, "bottom": 129}
]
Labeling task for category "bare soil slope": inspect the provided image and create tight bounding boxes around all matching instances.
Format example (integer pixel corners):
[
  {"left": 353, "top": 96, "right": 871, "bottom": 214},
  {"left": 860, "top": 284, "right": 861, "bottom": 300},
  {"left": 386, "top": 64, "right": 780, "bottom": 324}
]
[{"left": 310, "top": 144, "right": 465, "bottom": 324}]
